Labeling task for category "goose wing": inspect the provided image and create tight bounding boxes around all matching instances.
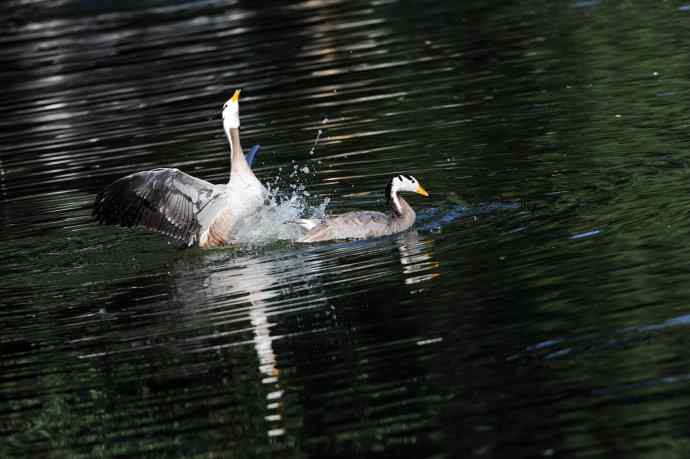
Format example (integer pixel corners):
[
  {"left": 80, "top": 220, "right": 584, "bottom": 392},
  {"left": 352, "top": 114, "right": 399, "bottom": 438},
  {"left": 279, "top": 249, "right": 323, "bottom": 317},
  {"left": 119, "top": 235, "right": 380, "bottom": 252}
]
[
  {"left": 93, "top": 168, "right": 224, "bottom": 246},
  {"left": 298, "top": 211, "right": 391, "bottom": 242}
]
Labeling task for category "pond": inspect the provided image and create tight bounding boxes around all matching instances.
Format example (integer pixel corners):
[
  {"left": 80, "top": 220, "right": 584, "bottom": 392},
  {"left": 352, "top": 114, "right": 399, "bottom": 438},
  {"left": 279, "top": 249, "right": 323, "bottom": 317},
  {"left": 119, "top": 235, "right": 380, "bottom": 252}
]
[{"left": 3, "top": 0, "right": 690, "bottom": 457}]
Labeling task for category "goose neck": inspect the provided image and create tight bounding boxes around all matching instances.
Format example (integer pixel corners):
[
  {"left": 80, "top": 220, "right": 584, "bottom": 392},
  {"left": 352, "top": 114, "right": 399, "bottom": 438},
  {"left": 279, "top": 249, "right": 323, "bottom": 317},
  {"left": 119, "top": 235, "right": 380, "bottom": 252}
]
[
  {"left": 389, "top": 191, "right": 414, "bottom": 219},
  {"left": 227, "top": 128, "right": 243, "bottom": 161}
]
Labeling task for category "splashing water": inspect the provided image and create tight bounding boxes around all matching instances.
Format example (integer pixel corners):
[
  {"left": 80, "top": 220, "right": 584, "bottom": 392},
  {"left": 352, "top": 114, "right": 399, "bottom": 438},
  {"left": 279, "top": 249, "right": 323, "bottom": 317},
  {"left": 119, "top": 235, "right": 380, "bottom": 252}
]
[
  {"left": 231, "top": 180, "right": 329, "bottom": 245},
  {"left": 309, "top": 119, "right": 326, "bottom": 156},
  {"left": 230, "top": 133, "right": 330, "bottom": 245}
]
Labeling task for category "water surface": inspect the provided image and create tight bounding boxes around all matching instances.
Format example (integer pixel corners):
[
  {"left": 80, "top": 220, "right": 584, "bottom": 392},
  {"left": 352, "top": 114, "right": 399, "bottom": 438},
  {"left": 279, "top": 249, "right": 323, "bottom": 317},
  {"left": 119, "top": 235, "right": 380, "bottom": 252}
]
[{"left": 3, "top": 1, "right": 690, "bottom": 458}]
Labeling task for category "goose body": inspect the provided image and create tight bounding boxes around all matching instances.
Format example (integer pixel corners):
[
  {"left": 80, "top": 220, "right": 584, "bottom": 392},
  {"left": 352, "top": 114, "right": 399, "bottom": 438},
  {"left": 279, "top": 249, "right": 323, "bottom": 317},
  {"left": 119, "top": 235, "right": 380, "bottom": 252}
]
[
  {"left": 297, "top": 175, "right": 429, "bottom": 243},
  {"left": 93, "top": 90, "right": 266, "bottom": 247}
]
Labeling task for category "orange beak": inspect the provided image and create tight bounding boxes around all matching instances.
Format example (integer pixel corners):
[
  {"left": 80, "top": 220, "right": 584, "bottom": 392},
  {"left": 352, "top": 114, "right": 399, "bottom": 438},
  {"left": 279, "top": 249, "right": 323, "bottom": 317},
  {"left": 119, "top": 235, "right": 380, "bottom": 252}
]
[
  {"left": 230, "top": 89, "right": 240, "bottom": 103},
  {"left": 416, "top": 185, "right": 429, "bottom": 197}
]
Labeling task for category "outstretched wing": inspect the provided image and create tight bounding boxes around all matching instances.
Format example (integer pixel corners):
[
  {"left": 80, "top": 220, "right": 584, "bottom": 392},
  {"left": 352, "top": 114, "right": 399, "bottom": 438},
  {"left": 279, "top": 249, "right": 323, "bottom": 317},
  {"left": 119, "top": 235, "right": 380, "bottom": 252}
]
[{"left": 93, "top": 168, "right": 224, "bottom": 246}]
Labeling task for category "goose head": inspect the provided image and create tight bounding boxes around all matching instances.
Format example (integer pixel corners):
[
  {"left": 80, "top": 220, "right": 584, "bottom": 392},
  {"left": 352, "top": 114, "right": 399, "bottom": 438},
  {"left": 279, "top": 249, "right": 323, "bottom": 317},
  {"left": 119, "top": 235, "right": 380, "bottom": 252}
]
[
  {"left": 390, "top": 174, "right": 429, "bottom": 196},
  {"left": 222, "top": 89, "right": 241, "bottom": 132},
  {"left": 387, "top": 175, "right": 429, "bottom": 216}
]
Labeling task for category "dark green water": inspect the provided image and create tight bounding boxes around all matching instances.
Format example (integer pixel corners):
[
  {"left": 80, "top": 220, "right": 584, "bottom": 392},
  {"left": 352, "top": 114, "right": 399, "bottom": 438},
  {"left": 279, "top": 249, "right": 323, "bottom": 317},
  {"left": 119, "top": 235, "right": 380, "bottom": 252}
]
[{"left": 4, "top": 0, "right": 690, "bottom": 457}]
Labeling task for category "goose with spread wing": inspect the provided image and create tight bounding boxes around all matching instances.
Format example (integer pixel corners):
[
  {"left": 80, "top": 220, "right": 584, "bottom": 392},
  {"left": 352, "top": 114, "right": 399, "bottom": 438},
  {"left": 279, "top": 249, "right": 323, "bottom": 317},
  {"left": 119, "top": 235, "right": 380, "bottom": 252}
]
[
  {"left": 297, "top": 175, "right": 429, "bottom": 242},
  {"left": 93, "top": 90, "right": 266, "bottom": 247}
]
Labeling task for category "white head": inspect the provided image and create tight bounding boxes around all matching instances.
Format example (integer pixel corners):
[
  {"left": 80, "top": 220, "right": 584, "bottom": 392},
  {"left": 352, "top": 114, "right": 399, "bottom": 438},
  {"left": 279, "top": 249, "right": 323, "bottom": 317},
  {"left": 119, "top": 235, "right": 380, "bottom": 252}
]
[
  {"left": 222, "top": 89, "right": 241, "bottom": 132},
  {"left": 390, "top": 175, "right": 428, "bottom": 195},
  {"left": 387, "top": 174, "right": 429, "bottom": 215}
]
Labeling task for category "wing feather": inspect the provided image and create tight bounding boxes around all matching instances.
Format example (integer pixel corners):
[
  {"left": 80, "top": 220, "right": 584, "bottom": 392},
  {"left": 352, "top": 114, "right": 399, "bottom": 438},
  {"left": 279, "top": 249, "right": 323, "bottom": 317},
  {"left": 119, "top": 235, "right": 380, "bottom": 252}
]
[
  {"left": 93, "top": 168, "right": 223, "bottom": 246},
  {"left": 297, "top": 211, "right": 392, "bottom": 242}
]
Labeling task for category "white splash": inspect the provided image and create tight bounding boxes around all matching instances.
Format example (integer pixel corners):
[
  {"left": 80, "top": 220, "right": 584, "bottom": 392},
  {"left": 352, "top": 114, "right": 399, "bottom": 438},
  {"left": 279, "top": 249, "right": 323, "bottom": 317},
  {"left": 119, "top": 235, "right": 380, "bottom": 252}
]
[
  {"left": 309, "top": 128, "right": 323, "bottom": 156},
  {"left": 230, "top": 179, "right": 329, "bottom": 245}
]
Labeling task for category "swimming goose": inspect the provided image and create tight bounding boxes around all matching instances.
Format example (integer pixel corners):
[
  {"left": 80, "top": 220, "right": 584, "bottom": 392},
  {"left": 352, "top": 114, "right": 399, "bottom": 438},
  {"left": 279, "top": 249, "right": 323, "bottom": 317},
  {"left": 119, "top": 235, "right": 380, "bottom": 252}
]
[
  {"left": 297, "top": 175, "right": 429, "bottom": 242},
  {"left": 93, "top": 90, "right": 267, "bottom": 247}
]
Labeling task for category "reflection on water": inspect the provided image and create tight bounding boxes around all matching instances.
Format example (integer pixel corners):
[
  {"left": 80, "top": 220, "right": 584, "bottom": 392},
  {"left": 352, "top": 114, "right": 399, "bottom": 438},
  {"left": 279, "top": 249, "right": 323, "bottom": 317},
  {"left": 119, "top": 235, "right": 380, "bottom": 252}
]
[
  {"left": 5, "top": 0, "right": 690, "bottom": 457},
  {"left": 397, "top": 231, "right": 439, "bottom": 286},
  {"left": 173, "top": 250, "right": 302, "bottom": 440},
  {"left": 168, "top": 232, "right": 439, "bottom": 443}
]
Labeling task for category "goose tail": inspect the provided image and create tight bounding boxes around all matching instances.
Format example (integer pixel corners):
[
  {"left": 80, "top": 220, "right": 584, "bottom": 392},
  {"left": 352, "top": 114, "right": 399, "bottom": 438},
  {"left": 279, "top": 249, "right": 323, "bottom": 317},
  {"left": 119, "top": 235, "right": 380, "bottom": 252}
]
[{"left": 293, "top": 218, "right": 321, "bottom": 231}]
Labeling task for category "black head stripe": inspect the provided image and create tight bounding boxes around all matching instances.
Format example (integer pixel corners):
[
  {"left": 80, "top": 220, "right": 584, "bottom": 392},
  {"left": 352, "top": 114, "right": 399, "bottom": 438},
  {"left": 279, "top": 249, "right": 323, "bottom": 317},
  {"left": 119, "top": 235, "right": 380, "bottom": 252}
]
[
  {"left": 385, "top": 179, "right": 394, "bottom": 207},
  {"left": 404, "top": 174, "right": 414, "bottom": 182}
]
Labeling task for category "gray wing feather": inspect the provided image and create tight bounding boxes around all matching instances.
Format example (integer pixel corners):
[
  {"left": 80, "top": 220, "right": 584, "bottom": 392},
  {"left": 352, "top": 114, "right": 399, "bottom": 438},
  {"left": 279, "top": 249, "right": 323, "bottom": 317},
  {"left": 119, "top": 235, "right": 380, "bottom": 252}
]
[
  {"left": 93, "top": 168, "right": 224, "bottom": 245},
  {"left": 298, "top": 211, "right": 392, "bottom": 242}
]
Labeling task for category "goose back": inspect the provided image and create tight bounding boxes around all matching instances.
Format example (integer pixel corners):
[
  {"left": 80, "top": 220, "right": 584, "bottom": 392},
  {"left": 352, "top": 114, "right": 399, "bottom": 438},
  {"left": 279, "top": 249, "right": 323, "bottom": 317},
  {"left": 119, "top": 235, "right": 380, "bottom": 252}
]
[{"left": 298, "top": 197, "right": 416, "bottom": 242}]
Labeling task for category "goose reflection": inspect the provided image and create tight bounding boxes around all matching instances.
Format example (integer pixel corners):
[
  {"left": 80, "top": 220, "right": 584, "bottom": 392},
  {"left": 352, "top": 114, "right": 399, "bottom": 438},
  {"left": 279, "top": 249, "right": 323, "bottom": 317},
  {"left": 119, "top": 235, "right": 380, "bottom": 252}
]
[
  {"left": 170, "top": 230, "right": 439, "bottom": 438},
  {"left": 172, "top": 248, "right": 329, "bottom": 438},
  {"left": 395, "top": 230, "right": 440, "bottom": 288}
]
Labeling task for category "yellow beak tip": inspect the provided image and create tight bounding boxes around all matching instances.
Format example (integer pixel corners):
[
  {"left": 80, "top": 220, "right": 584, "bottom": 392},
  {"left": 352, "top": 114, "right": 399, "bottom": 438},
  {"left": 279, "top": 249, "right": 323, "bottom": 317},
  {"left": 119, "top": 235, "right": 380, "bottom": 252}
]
[
  {"left": 230, "top": 89, "right": 241, "bottom": 103},
  {"left": 416, "top": 185, "right": 430, "bottom": 197}
]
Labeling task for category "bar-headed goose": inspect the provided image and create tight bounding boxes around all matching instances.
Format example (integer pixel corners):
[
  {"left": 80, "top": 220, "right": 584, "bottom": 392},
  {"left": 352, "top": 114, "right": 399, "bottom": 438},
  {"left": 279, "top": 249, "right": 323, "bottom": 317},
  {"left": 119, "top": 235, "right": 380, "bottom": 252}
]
[
  {"left": 93, "top": 90, "right": 266, "bottom": 247},
  {"left": 297, "top": 175, "right": 429, "bottom": 242}
]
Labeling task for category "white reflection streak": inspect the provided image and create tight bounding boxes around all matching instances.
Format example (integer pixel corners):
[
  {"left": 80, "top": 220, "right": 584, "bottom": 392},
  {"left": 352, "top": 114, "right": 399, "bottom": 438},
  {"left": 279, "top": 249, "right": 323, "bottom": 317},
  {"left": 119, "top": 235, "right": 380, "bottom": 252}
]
[
  {"left": 0, "top": 157, "right": 5, "bottom": 199},
  {"left": 396, "top": 231, "right": 440, "bottom": 287},
  {"left": 205, "top": 258, "right": 285, "bottom": 437},
  {"left": 192, "top": 249, "right": 333, "bottom": 439}
]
